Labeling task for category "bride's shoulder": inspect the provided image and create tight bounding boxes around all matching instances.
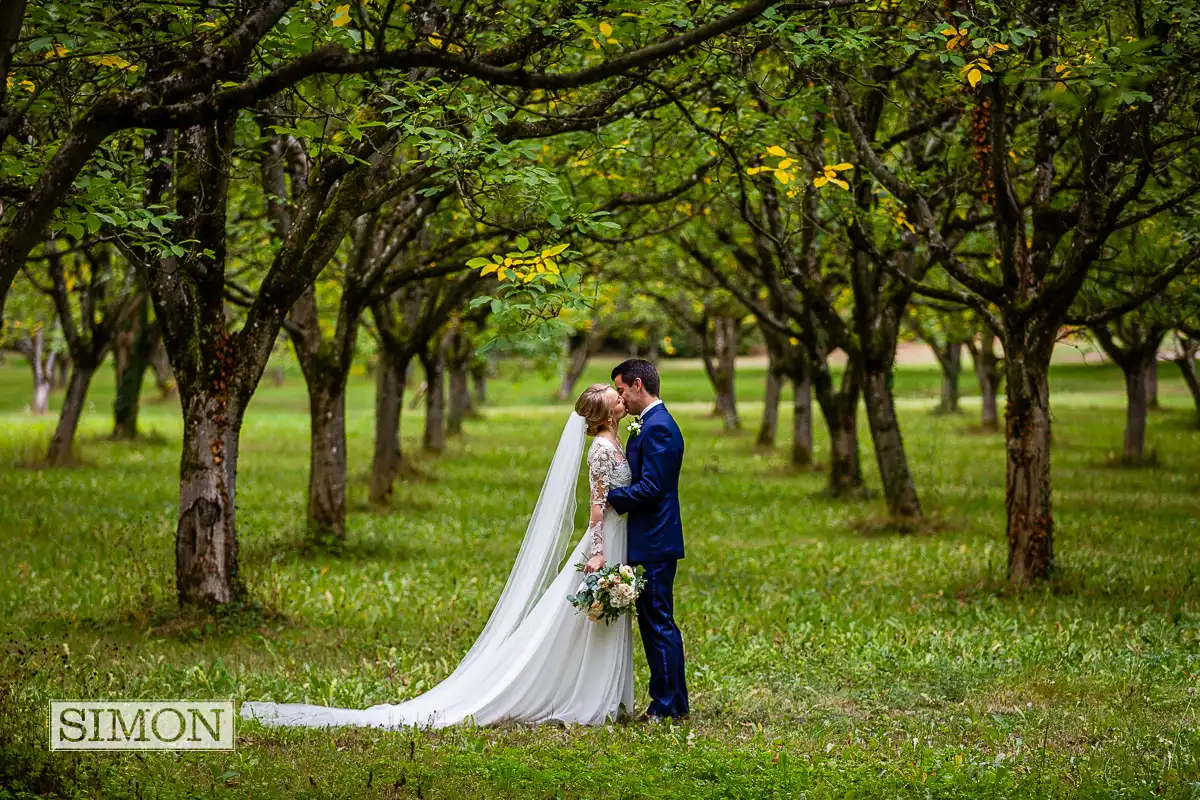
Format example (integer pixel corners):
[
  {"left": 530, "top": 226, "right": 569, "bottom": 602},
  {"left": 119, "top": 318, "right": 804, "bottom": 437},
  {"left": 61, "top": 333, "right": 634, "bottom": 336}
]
[{"left": 588, "top": 436, "right": 622, "bottom": 459}]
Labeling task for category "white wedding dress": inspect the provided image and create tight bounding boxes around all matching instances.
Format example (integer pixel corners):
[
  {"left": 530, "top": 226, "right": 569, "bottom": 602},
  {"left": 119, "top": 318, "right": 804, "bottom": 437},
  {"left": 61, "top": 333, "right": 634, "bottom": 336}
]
[{"left": 242, "top": 414, "right": 634, "bottom": 729}]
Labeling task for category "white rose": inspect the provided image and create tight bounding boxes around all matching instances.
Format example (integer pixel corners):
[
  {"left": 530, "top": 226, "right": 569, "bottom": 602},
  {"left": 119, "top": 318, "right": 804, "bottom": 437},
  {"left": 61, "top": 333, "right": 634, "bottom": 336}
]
[{"left": 619, "top": 564, "right": 634, "bottom": 580}]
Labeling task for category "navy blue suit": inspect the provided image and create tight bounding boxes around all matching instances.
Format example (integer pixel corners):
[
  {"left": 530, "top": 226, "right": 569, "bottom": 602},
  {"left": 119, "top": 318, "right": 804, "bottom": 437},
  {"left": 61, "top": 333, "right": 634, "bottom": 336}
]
[{"left": 607, "top": 402, "right": 689, "bottom": 718}]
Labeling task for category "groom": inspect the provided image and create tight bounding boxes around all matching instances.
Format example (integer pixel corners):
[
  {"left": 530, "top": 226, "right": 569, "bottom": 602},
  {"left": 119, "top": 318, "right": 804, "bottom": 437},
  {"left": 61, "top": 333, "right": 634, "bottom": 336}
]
[{"left": 605, "top": 358, "right": 689, "bottom": 721}]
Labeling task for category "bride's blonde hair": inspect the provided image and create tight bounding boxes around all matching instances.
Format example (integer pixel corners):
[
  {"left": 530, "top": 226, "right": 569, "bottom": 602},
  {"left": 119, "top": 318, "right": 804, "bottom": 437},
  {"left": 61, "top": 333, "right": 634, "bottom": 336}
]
[{"left": 575, "top": 383, "right": 616, "bottom": 437}]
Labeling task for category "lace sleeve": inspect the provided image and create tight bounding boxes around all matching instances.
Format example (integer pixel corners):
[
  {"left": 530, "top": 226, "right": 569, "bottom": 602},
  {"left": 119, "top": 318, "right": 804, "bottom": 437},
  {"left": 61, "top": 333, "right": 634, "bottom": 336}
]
[{"left": 587, "top": 441, "right": 616, "bottom": 554}]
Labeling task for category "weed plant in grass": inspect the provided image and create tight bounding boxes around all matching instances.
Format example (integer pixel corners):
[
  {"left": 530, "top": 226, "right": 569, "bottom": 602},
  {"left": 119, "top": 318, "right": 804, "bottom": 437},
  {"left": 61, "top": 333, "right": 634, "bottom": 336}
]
[{"left": 0, "top": 358, "right": 1198, "bottom": 798}]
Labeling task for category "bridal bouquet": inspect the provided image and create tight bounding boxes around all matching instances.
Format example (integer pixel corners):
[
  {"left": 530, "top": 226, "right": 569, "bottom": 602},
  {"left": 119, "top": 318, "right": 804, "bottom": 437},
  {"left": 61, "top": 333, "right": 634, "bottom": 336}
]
[{"left": 568, "top": 563, "right": 646, "bottom": 624}]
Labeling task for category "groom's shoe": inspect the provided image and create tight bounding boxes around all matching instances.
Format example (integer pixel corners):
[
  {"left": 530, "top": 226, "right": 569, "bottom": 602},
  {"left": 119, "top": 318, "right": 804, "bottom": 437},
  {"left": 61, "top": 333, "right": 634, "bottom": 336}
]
[{"left": 636, "top": 709, "right": 689, "bottom": 724}]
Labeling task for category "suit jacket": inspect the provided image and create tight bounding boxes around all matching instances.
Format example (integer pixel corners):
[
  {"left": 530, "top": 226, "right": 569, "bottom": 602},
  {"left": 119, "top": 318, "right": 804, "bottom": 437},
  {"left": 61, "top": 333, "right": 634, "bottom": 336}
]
[{"left": 606, "top": 403, "right": 685, "bottom": 564}]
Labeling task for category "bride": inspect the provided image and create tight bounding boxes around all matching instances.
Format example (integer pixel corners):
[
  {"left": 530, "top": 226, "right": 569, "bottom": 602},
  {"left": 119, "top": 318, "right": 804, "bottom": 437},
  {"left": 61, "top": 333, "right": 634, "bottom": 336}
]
[{"left": 242, "top": 383, "right": 635, "bottom": 728}]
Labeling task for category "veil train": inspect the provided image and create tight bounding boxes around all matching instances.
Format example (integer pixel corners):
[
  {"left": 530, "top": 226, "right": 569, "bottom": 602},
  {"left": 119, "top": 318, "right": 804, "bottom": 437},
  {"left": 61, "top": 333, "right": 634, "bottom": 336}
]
[{"left": 242, "top": 413, "right": 589, "bottom": 729}]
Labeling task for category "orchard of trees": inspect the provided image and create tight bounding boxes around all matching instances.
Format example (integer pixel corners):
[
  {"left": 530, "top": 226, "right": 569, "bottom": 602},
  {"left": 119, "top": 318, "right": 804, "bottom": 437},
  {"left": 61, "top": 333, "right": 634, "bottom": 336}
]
[{"left": 2, "top": 0, "right": 1198, "bottom": 607}]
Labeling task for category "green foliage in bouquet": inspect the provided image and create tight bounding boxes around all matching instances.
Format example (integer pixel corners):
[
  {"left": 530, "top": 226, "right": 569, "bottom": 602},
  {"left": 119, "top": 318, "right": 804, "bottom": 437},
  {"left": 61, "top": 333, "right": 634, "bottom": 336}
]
[{"left": 567, "top": 563, "right": 646, "bottom": 625}]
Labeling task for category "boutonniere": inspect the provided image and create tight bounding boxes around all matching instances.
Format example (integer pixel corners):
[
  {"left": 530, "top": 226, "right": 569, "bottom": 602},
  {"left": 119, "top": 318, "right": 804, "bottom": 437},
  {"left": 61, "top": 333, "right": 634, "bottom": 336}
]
[{"left": 627, "top": 419, "right": 642, "bottom": 437}]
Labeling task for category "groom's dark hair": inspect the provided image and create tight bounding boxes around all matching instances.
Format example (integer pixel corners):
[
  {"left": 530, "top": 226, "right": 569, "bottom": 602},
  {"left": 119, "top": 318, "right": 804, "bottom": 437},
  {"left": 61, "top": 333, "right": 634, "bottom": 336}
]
[{"left": 612, "top": 358, "right": 660, "bottom": 397}]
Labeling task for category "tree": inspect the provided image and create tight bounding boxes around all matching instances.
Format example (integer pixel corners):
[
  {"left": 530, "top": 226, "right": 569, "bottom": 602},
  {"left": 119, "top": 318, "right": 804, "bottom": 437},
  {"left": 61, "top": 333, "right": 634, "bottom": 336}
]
[
  {"left": 964, "top": 327, "right": 1003, "bottom": 430},
  {"left": 1173, "top": 328, "right": 1200, "bottom": 424},
  {"left": 837, "top": 2, "right": 1200, "bottom": 583},
  {"left": 372, "top": 274, "right": 482, "bottom": 494},
  {"left": 34, "top": 240, "right": 138, "bottom": 464},
  {"left": 1090, "top": 314, "right": 1167, "bottom": 465},
  {"left": 906, "top": 303, "right": 976, "bottom": 414},
  {"left": 0, "top": 276, "right": 60, "bottom": 415},
  {"left": 0, "top": 0, "right": 788, "bottom": 321}
]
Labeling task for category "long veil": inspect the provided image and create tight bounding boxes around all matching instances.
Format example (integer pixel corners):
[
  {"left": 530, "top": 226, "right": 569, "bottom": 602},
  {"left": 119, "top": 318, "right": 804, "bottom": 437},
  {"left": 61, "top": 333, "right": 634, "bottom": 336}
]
[
  {"left": 242, "top": 412, "right": 587, "bottom": 728},
  {"left": 453, "top": 411, "right": 585, "bottom": 672}
]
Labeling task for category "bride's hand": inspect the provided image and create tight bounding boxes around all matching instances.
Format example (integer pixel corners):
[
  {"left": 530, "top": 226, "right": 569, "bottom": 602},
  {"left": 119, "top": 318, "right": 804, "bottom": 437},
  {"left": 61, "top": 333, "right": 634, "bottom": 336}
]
[{"left": 584, "top": 553, "right": 605, "bottom": 574}]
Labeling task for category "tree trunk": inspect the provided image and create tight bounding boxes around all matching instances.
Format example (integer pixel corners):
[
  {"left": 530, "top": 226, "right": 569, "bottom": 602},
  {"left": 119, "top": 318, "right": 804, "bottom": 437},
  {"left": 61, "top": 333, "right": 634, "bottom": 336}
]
[
  {"left": 28, "top": 342, "right": 53, "bottom": 415},
  {"left": 446, "top": 328, "right": 472, "bottom": 437},
  {"left": 1175, "top": 342, "right": 1200, "bottom": 424},
  {"left": 936, "top": 341, "right": 963, "bottom": 414},
  {"left": 557, "top": 327, "right": 603, "bottom": 401},
  {"left": 812, "top": 362, "right": 862, "bottom": 495},
  {"left": 448, "top": 360, "right": 470, "bottom": 435},
  {"left": 792, "top": 368, "right": 813, "bottom": 467},
  {"left": 1121, "top": 360, "right": 1151, "bottom": 465},
  {"left": 31, "top": 369, "right": 52, "bottom": 414},
  {"left": 46, "top": 362, "right": 96, "bottom": 465},
  {"left": 51, "top": 353, "right": 69, "bottom": 390},
  {"left": 712, "top": 316, "right": 740, "bottom": 430},
  {"left": 307, "top": 377, "right": 347, "bottom": 540},
  {"left": 422, "top": 348, "right": 446, "bottom": 453},
  {"left": 1004, "top": 344, "right": 1054, "bottom": 586},
  {"left": 151, "top": 335, "right": 175, "bottom": 398},
  {"left": 861, "top": 363, "right": 922, "bottom": 521},
  {"left": 176, "top": 391, "right": 243, "bottom": 607},
  {"left": 1144, "top": 358, "right": 1159, "bottom": 410},
  {"left": 757, "top": 361, "right": 782, "bottom": 447},
  {"left": 370, "top": 352, "right": 408, "bottom": 505},
  {"left": 471, "top": 360, "right": 488, "bottom": 406},
  {"left": 112, "top": 304, "right": 154, "bottom": 439},
  {"left": 972, "top": 336, "right": 1002, "bottom": 430}
]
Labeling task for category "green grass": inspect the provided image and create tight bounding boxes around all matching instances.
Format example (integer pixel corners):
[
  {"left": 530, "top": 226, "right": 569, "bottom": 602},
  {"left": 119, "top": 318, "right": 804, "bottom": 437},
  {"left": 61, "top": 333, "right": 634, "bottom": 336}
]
[{"left": 1, "top": 354, "right": 1199, "bottom": 799}]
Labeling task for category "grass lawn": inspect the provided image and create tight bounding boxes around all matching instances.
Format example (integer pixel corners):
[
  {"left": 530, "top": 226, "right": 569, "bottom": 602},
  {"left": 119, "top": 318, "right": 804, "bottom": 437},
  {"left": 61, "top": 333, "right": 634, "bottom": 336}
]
[{"left": 1, "top": 355, "right": 1198, "bottom": 798}]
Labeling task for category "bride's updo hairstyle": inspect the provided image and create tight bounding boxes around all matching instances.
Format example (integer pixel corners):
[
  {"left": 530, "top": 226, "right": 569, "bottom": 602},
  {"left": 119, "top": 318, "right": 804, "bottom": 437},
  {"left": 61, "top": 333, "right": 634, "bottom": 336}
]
[{"left": 575, "top": 383, "right": 615, "bottom": 437}]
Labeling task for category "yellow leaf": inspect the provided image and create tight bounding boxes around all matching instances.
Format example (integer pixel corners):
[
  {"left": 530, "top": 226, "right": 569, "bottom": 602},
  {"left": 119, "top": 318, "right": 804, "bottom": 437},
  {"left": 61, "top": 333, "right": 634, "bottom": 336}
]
[
  {"left": 775, "top": 170, "right": 793, "bottom": 185},
  {"left": 1055, "top": 63, "right": 1068, "bottom": 73},
  {"left": 50, "top": 44, "right": 70, "bottom": 57},
  {"left": 90, "top": 54, "right": 137, "bottom": 71},
  {"left": 777, "top": 159, "right": 794, "bottom": 169},
  {"left": 599, "top": 21, "right": 613, "bottom": 37},
  {"left": 198, "top": 21, "right": 219, "bottom": 28},
  {"left": 428, "top": 35, "right": 442, "bottom": 47},
  {"left": 332, "top": 5, "right": 351, "bottom": 26},
  {"left": 480, "top": 264, "right": 499, "bottom": 276},
  {"left": 746, "top": 166, "right": 763, "bottom": 176},
  {"left": 592, "top": 38, "right": 601, "bottom": 49},
  {"left": 967, "top": 68, "right": 982, "bottom": 87},
  {"left": 1055, "top": 81, "right": 1068, "bottom": 92},
  {"left": 544, "top": 259, "right": 559, "bottom": 274},
  {"left": 831, "top": 178, "right": 850, "bottom": 190},
  {"left": 541, "top": 243, "right": 570, "bottom": 258},
  {"left": 940, "top": 27, "right": 958, "bottom": 36},
  {"left": 813, "top": 175, "right": 828, "bottom": 188},
  {"left": 766, "top": 145, "right": 787, "bottom": 157},
  {"left": 18, "top": 80, "right": 34, "bottom": 92},
  {"left": 830, "top": 162, "right": 853, "bottom": 171}
]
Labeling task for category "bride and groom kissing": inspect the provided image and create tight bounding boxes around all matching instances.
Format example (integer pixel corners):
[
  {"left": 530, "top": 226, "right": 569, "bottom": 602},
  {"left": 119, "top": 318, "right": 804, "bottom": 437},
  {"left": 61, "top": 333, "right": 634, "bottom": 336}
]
[{"left": 243, "top": 358, "right": 690, "bottom": 728}]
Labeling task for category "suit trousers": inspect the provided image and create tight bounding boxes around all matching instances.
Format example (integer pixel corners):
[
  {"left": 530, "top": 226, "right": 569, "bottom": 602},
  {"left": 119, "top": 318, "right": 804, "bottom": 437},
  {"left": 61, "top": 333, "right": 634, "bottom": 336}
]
[{"left": 634, "top": 560, "right": 689, "bottom": 718}]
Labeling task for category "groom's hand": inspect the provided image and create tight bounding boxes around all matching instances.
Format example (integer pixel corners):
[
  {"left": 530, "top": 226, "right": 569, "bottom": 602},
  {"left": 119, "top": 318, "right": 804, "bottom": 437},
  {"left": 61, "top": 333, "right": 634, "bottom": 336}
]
[{"left": 584, "top": 554, "right": 605, "bottom": 574}]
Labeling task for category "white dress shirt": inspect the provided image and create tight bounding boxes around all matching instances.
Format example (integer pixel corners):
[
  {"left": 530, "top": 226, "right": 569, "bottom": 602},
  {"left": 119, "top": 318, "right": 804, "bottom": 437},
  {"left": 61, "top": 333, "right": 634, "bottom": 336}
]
[{"left": 638, "top": 399, "right": 663, "bottom": 420}]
